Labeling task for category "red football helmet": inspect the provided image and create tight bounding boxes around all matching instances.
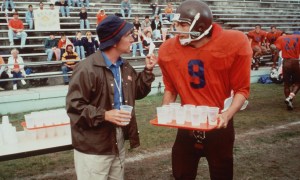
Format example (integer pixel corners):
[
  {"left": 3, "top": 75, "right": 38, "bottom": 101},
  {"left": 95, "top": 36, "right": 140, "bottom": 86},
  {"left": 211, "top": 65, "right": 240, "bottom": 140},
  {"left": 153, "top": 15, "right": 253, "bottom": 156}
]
[{"left": 171, "top": 0, "right": 213, "bottom": 45}]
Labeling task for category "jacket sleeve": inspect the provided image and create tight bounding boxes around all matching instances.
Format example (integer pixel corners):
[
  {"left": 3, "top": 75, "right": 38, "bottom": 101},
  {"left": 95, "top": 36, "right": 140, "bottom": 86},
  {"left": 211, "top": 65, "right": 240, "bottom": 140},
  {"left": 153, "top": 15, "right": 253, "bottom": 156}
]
[
  {"left": 66, "top": 63, "right": 106, "bottom": 128},
  {"left": 134, "top": 69, "right": 155, "bottom": 100}
]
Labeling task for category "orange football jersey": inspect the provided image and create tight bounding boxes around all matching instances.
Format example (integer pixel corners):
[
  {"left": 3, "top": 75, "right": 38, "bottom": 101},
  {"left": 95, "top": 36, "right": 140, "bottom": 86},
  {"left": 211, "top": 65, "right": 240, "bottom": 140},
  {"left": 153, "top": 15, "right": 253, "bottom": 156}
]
[
  {"left": 274, "top": 35, "right": 300, "bottom": 59},
  {"left": 158, "top": 24, "right": 252, "bottom": 109},
  {"left": 266, "top": 30, "right": 282, "bottom": 44},
  {"left": 248, "top": 30, "right": 267, "bottom": 47}
]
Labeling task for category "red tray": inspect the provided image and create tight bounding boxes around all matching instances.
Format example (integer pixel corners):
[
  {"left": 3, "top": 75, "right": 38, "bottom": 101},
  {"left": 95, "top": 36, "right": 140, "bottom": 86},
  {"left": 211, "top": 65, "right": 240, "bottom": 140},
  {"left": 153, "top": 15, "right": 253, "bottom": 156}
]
[{"left": 150, "top": 118, "right": 217, "bottom": 131}]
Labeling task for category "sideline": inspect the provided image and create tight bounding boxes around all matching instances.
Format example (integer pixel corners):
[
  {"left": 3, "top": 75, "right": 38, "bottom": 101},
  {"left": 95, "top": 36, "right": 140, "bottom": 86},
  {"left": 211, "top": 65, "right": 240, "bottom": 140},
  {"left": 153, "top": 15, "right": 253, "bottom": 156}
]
[{"left": 23, "top": 121, "right": 300, "bottom": 179}]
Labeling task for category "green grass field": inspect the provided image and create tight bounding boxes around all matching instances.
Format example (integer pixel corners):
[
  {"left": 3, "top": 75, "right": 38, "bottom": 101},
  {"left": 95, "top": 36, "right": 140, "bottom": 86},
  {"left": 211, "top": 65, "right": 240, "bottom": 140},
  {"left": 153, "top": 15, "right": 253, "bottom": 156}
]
[{"left": 0, "top": 83, "right": 299, "bottom": 179}]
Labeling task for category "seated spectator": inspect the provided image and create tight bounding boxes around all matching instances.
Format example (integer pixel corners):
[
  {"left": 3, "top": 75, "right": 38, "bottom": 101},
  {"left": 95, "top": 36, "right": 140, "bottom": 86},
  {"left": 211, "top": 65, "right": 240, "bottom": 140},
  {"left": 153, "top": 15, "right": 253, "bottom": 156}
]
[
  {"left": 7, "top": 48, "right": 26, "bottom": 90},
  {"left": 80, "top": 0, "right": 89, "bottom": 7},
  {"left": 3, "top": 0, "right": 15, "bottom": 12},
  {"left": 61, "top": 44, "right": 79, "bottom": 85},
  {"left": 96, "top": 9, "right": 107, "bottom": 25},
  {"left": 150, "top": 1, "right": 161, "bottom": 19},
  {"left": 248, "top": 24, "right": 268, "bottom": 70},
  {"left": 44, "top": 33, "right": 61, "bottom": 61},
  {"left": 8, "top": 12, "right": 27, "bottom": 48},
  {"left": 131, "top": 29, "right": 145, "bottom": 57},
  {"left": 70, "top": 0, "right": 79, "bottom": 7},
  {"left": 83, "top": 31, "right": 99, "bottom": 57},
  {"left": 25, "top": 5, "right": 34, "bottom": 30},
  {"left": 49, "top": 3, "right": 55, "bottom": 10},
  {"left": 142, "top": 31, "right": 155, "bottom": 55},
  {"left": 133, "top": 16, "right": 141, "bottom": 30},
  {"left": 151, "top": 15, "right": 162, "bottom": 40},
  {"left": 79, "top": 7, "right": 90, "bottom": 29},
  {"left": 120, "top": 0, "right": 131, "bottom": 18},
  {"left": 73, "top": 31, "right": 85, "bottom": 59},
  {"left": 0, "top": 55, "right": 9, "bottom": 90},
  {"left": 58, "top": 34, "right": 68, "bottom": 57},
  {"left": 38, "top": 2, "right": 44, "bottom": 10},
  {"left": 141, "top": 15, "right": 152, "bottom": 34},
  {"left": 55, "top": 0, "right": 70, "bottom": 17},
  {"left": 163, "top": 2, "right": 174, "bottom": 22}
]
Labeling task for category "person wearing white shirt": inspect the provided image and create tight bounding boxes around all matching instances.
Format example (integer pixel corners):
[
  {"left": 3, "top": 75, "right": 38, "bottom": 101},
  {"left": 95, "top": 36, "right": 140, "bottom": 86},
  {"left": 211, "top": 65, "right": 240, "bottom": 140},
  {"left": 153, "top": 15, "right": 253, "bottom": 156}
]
[{"left": 7, "top": 48, "right": 26, "bottom": 90}]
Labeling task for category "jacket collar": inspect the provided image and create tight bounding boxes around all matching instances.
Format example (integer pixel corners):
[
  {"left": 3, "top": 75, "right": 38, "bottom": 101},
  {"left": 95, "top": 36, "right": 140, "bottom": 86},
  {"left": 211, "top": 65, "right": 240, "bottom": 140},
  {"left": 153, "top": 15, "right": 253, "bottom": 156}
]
[{"left": 92, "top": 50, "right": 129, "bottom": 67}]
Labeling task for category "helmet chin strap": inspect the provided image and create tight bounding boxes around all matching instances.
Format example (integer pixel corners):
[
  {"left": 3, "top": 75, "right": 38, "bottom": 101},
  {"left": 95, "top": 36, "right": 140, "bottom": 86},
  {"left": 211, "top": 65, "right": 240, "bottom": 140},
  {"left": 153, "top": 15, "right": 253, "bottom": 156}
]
[{"left": 179, "top": 12, "right": 212, "bottom": 46}]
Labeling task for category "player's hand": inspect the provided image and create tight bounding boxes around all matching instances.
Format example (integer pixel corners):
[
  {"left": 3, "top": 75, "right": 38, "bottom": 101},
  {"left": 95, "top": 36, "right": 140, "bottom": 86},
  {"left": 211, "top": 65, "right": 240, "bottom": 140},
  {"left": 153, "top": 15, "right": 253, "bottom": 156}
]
[
  {"left": 105, "top": 109, "right": 131, "bottom": 126},
  {"left": 216, "top": 112, "right": 231, "bottom": 129},
  {"left": 145, "top": 54, "right": 158, "bottom": 69}
]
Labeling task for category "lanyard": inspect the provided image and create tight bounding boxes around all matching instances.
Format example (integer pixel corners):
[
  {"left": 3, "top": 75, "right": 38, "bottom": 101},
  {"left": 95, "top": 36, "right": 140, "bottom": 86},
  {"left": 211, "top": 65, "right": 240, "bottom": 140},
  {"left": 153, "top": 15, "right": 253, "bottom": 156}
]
[{"left": 114, "top": 67, "right": 122, "bottom": 105}]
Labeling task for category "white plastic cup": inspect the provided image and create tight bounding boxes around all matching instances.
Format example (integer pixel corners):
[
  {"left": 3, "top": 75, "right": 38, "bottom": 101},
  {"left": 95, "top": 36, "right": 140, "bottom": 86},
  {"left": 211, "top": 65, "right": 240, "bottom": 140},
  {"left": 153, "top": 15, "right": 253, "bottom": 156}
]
[
  {"left": 207, "top": 107, "right": 219, "bottom": 126},
  {"left": 24, "top": 114, "right": 35, "bottom": 128},
  {"left": 183, "top": 104, "right": 196, "bottom": 122},
  {"left": 169, "top": 103, "right": 181, "bottom": 120},
  {"left": 191, "top": 108, "right": 201, "bottom": 126},
  {"left": 2, "top": 116, "right": 9, "bottom": 125},
  {"left": 156, "top": 107, "right": 168, "bottom": 124},
  {"left": 175, "top": 107, "right": 185, "bottom": 125},
  {"left": 197, "top": 106, "right": 208, "bottom": 124},
  {"left": 162, "top": 105, "right": 172, "bottom": 123},
  {"left": 120, "top": 105, "right": 133, "bottom": 125}
]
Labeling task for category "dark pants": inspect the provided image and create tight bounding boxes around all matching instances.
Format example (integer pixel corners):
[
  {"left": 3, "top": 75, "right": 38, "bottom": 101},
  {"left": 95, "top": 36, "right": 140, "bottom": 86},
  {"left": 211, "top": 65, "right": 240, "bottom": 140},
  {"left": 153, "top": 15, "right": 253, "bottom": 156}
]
[
  {"left": 0, "top": 71, "right": 9, "bottom": 88},
  {"left": 282, "top": 59, "right": 300, "bottom": 97},
  {"left": 172, "top": 120, "right": 234, "bottom": 180},
  {"left": 11, "top": 71, "right": 23, "bottom": 84}
]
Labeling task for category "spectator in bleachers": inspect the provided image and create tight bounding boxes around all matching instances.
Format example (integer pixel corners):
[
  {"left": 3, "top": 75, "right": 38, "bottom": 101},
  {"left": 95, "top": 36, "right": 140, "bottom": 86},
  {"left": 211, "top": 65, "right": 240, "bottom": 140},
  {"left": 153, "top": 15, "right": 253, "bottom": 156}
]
[
  {"left": 142, "top": 30, "right": 155, "bottom": 55},
  {"left": 3, "top": 0, "right": 15, "bottom": 12},
  {"left": 55, "top": 0, "right": 70, "bottom": 17},
  {"left": 83, "top": 31, "right": 99, "bottom": 57},
  {"left": 163, "top": 2, "right": 174, "bottom": 22},
  {"left": 39, "top": 2, "right": 44, "bottom": 10},
  {"left": 79, "top": 7, "right": 90, "bottom": 29},
  {"left": 81, "top": 0, "right": 89, "bottom": 7},
  {"left": 96, "top": 9, "right": 107, "bottom": 25},
  {"left": 25, "top": 5, "right": 34, "bottom": 30},
  {"left": 0, "top": 55, "right": 9, "bottom": 91},
  {"left": 120, "top": 0, "right": 131, "bottom": 18},
  {"left": 248, "top": 24, "right": 268, "bottom": 70},
  {"left": 70, "top": 0, "right": 80, "bottom": 7},
  {"left": 7, "top": 48, "right": 26, "bottom": 90},
  {"left": 61, "top": 44, "right": 79, "bottom": 85},
  {"left": 141, "top": 15, "right": 152, "bottom": 34},
  {"left": 73, "top": 31, "right": 85, "bottom": 59},
  {"left": 131, "top": 28, "right": 145, "bottom": 57},
  {"left": 150, "top": 1, "right": 161, "bottom": 19},
  {"left": 151, "top": 15, "right": 162, "bottom": 40},
  {"left": 44, "top": 33, "right": 61, "bottom": 61},
  {"left": 133, "top": 16, "right": 141, "bottom": 30},
  {"left": 58, "top": 34, "right": 68, "bottom": 57},
  {"left": 8, "top": 12, "right": 27, "bottom": 48},
  {"left": 49, "top": 3, "right": 55, "bottom": 10}
]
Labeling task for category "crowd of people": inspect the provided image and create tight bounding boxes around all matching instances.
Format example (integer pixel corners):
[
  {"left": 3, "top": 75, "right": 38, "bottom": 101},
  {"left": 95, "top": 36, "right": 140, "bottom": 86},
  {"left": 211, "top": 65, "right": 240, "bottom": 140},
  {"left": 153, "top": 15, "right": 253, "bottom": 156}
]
[{"left": 0, "top": 0, "right": 176, "bottom": 91}]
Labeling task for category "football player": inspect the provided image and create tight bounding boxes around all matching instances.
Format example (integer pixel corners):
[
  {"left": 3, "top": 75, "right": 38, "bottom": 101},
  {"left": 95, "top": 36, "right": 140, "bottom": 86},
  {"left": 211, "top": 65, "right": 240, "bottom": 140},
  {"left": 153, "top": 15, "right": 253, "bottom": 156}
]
[
  {"left": 266, "top": 25, "right": 283, "bottom": 68},
  {"left": 248, "top": 24, "right": 268, "bottom": 70},
  {"left": 158, "top": 0, "right": 252, "bottom": 179},
  {"left": 271, "top": 34, "right": 300, "bottom": 110}
]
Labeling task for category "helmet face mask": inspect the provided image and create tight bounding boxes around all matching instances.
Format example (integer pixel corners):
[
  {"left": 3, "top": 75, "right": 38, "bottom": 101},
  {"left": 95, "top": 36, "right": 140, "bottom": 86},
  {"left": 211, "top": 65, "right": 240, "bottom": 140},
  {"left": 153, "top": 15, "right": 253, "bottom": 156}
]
[{"left": 170, "top": 0, "right": 213, "bottom": 45}]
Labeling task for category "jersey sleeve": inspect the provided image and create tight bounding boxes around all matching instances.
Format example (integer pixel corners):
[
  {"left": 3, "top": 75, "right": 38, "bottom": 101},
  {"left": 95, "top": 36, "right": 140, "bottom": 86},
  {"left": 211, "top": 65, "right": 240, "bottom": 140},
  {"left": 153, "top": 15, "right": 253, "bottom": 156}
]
[
  {"left": 229, "top": 34, "right": 252, "bottom": 99},
  {"left": 274, "top": 36, "right": 283, "bottom": 50}
]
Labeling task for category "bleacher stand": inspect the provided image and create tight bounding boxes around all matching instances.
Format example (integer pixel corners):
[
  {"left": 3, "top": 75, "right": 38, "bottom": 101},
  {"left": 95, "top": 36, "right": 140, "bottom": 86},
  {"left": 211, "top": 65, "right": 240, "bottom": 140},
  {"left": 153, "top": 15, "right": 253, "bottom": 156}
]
[{"left": 0, "top": 0, "right": 300, "bottom": 92}]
